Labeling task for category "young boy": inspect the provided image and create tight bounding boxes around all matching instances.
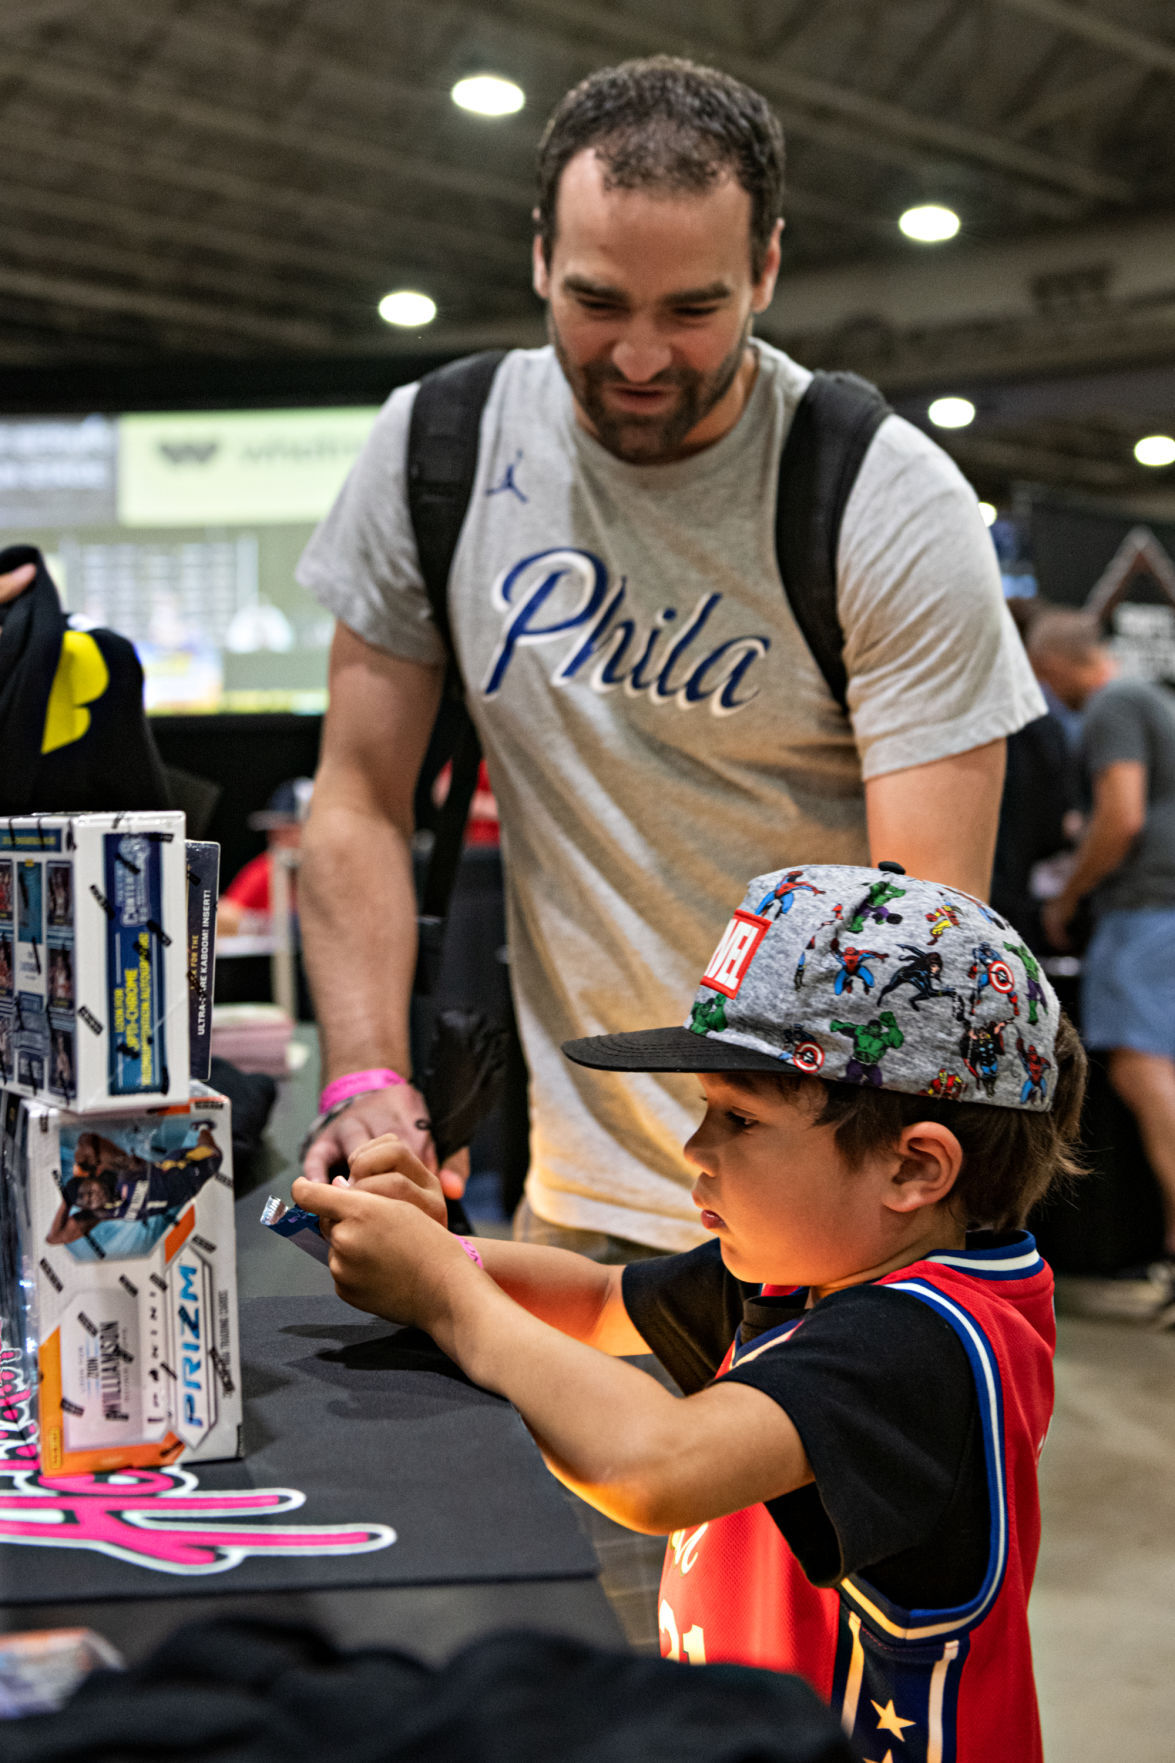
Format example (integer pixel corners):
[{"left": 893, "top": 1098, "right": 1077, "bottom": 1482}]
[{"left": 294, "top": 863, "right": 1085, "bottom": 1763}]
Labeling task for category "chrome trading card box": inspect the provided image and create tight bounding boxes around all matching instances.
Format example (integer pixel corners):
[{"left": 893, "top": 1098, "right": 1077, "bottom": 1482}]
[
  {"left": 0, "top": 812, "right": 189, "bottom": 1112},
  {"left": 0, "top": 1083, "right": 242, "bottom": 1473}
]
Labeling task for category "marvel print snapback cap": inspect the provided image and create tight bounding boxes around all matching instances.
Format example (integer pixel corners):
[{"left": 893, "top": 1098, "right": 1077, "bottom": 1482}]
[{"left": 562, "top": 863, "right": 1060, "bottom": 1110}]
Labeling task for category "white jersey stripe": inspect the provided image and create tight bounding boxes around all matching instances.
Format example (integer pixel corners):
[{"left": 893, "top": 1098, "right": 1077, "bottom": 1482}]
[
  {"left": 927, "top": 1248, "right": 1042, "bottom": 1275},
  {"left": 840, "top": 1279, "right": 1008, "bottom": 1642}
]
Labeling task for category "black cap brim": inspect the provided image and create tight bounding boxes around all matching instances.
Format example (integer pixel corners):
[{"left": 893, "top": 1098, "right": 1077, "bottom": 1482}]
[{"left": 562, "top": 1027, "right": 787, "bottom": 1074}]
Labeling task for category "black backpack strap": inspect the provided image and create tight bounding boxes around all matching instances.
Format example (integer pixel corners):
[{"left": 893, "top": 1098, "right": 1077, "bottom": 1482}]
[
  {"left": 407, "top": 349, "right": 506, "bottom": 652},
  {"left": 774, "top": 369, "right": 892, "bottom": 715},
  {"left": 405, "top": 350, "right": 505, "bottom": 996}
]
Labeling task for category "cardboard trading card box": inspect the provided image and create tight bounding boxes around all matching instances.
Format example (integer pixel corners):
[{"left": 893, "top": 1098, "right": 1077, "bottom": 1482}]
[
  {"left": 0, "top": 1083, "right": 242, "bottom": 1473},
  {"left": 0, "top": 811, "right": 190, "bottom": 1113}
]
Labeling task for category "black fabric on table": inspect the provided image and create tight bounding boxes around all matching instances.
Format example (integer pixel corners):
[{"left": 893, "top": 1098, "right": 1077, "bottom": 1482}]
[
  {"left": 0, "top": 1297, "right": 595, "bottom": 1605},
  {"left": 4, "top": 1614, "right": 856, "bottom": 1763},
  {"left": 623, "top": 1238, "right": 990, "bottom": 1610}
]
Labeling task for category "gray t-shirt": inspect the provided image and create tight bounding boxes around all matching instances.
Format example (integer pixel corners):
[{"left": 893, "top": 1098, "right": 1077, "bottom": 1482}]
[
  {"left": 297, "top": 341, "right": 1043, "bottom": 1249},
  {"left": 1082, "top": 676, "right": 1175, "bottom": 916}
]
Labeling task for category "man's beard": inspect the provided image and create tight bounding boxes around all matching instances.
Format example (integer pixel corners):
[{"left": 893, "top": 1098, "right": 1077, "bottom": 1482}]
[{"left": 548, "top": 311, "right": 750, "bottom": 465}]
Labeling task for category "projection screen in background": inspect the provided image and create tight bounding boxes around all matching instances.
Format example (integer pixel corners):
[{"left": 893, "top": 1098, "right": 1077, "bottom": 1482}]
[{"left": 0, "top": 408, "right": 380, "bottom": 714}]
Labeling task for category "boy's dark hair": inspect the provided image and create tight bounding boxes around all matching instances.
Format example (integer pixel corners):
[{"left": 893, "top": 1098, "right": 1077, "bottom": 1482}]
[
  {"left": 741, "top": 1010, "right": 1087, "bottom": 1230},
  {"left": 536, "top": 57, "right": 785, "bottom": 279}
]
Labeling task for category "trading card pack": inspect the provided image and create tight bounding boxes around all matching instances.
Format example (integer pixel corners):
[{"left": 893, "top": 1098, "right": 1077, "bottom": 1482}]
[
  {"left": 0, "top": 812, "right": 189, "bottom": 1111},
  {"left": 0, "top": 1083, "right": 242, "bottom": 1473},
  {"left": 260, "top": 1194, "right": 330, "bottom": 1264}
]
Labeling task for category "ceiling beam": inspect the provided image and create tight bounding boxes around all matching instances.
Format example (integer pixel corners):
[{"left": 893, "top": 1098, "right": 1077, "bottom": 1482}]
[
  {"left": 0, "top": 151, "right": 527, "bottom": 284},
  {"left": 0, "top": 197, "right": 396, "bottom": 328},
  {"left": 508, "top": 0, "right": 1132, "bottom": 202},
  {"left": 0, "top": 121, "right": 527, "bottom": 267},
  {"left": 938, "top": 430, "right": 1132, "bottom": 491},
  {"left": 996, "top": 0, "right": 1175, "bottom": 79},
  {"left": 0, "top": 262, "right": 340, "bottom": 351},
  {"left": 0, "top": 251, "right": 547, "bottom": 361},
  {"left": 98, "top": 1, "right": 471, "bottom": 129},
  {"left": 1005, "top": 63, "right": 1143, "bottom": 138},
  {"left": 757, "top": 208, "right": 1175, "bottom": 386},
  {"left": 3, "top": 0, "right": 89, "bottom": 29},
  {"left": 761, "top": 209, "right": 1175, "bottom": 337},
  {"left": 0, "top": 48, "right": 532, "bottom": 212}
]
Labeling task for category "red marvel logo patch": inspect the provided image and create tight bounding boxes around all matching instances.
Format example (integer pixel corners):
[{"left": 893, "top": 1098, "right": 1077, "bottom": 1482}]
[{"left": 701, "top": 911, "right": 770, "bottom": 998}]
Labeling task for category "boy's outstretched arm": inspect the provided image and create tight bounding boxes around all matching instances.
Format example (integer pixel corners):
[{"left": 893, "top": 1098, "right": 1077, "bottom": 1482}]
[{"left": 291, "top": 1178, "right": 812, "bottom": 1535}]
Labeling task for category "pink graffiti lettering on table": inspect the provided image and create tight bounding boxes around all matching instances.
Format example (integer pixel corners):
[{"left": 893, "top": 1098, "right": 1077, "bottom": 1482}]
[{"left": 0, "top": 1335, "right": 395, "bottom": 1575}]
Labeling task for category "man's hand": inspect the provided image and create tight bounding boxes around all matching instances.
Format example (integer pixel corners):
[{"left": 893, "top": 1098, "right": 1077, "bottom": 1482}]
[
  {"left": 291, "top": 1177, "right": 471, "bottom": 1327},
  {"left": 344, "top": 1130, "right": 448, "bottom": 1227},
  {"left": 1041, "top": 895, "right": 1075, "bottom": 952},
  {"left": 0, "top": 563, "right": 36, "bottom": 605},
  {"left": 302, "top": 1081, "right": 460, "bottom": 1192}
]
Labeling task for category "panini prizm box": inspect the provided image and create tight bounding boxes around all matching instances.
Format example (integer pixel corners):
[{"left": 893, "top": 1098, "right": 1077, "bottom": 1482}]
[
  {"left": 0, "top": 1083, "right": 242, "bottom": 1473},
  {"left": 0, "top": 812, "right": 189, "bottom": 1111}
]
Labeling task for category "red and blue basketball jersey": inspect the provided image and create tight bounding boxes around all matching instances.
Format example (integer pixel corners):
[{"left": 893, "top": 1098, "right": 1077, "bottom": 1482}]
[{"left": 657, "top": 1232, "right": 1054, "bottom": 1763}]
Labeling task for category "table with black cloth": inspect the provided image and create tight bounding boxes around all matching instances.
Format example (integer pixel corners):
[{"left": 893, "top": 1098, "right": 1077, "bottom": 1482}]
[{"left": 0, "top": 1038, "right": 621, "bottom": 1663}]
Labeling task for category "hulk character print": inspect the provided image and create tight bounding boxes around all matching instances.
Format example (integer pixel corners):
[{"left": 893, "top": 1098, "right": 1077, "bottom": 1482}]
[
  {"left": 830, "top": 1011, "right": 904, "bottom": 1085},
  {"left": 690, "top": 995, "right": 728, "bottom": 1035},
  {"left": 845, "top": 878, "right": 905, "bottom": 935}
]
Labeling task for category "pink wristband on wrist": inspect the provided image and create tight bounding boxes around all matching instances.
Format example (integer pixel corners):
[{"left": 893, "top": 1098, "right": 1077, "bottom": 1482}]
[
  {"left": 319, "top": 1067, "right": 407, "bottom": 1114},
  {"left": 455, "top": 1236, "right": 483, "bottom": 1269}
]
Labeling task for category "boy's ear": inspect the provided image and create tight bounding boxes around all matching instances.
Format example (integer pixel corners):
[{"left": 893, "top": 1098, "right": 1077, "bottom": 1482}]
[{"left": 883, "top": 1121, "right": 962, "bottom": 1215}]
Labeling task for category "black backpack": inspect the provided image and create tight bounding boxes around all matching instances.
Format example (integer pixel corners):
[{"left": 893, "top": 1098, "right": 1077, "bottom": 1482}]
[{"left": 406, "top": 350, "right": 891, "bottom": 970}]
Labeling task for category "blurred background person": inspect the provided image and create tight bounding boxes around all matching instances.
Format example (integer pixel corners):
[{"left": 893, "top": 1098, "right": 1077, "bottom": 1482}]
[
  {"left": 217, "top": 776, "right": 313, "bottom": 938},
  {"left": 1031, "top": 609, "right": 1175, "bottom": 1316},
  {"left": 990, "top": 595, "right": 1081, "bottom": 947}
]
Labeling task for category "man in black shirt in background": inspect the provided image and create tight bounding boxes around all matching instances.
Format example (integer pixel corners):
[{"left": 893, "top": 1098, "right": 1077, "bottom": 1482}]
[{"left": 1031, "top": 609, "right": 1175, "bottom": 1307}]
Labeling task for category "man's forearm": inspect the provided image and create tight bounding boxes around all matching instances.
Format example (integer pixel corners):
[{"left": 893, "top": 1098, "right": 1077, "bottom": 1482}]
[
  {"left": 299, "top": 799, "right": 419, "bottom": 1081},
  {"left": 865, "top": 739, "right": 1005, "bottom": 897}
]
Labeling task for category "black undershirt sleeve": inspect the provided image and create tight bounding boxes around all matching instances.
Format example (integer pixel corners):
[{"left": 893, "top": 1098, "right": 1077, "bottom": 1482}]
[
  {"left": 622, "top": 1253, "right": 990, "bottom": 1612},
  {"left": 622, "top": 1239, "right": 753, "bottom": 1395}
]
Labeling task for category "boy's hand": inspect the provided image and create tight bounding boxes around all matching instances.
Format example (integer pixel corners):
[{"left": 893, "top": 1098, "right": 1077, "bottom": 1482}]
[
  {"left": 342, "top": 1131, "right": 448, "bottom": 1227},
  {"left": 290, "top": 1176, "right": 470, "bottom": 1327}
]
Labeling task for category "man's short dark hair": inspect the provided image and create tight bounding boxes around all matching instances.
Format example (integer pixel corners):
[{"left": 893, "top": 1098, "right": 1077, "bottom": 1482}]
[
  {"left": 737, "top": 1010, "right": 1088, "bottom": 1231},
  {"left": 1026, "top": 608, "right": 1105, "bottom": 670},
  {"left": 536, "top": 57, "right": 785, "bottom": 279}
]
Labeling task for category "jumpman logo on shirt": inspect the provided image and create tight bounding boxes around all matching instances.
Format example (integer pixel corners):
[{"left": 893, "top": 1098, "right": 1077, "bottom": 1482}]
[{"left": 486, "top": 450, "right": 528, "bottom": 503}]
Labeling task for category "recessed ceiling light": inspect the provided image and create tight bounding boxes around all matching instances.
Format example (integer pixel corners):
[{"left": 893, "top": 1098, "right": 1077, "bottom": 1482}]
[
  {"left": 378, "top": 290, "right": 437, "bottom": 328},
  {"left": 928, "top": 396, "right": 976, "bottom": 430},
  {"left": 978, "top": 501, "right": 997, "bottom": 526},
  {"left": 1134, "top": 434, "right": 1175, "bottom": 468},
  {"left": 451, "top": 73, "right": 525, "bottom": 116},
  {"left": 899, "top": 204, "right": 960, "bottom": 243}
]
